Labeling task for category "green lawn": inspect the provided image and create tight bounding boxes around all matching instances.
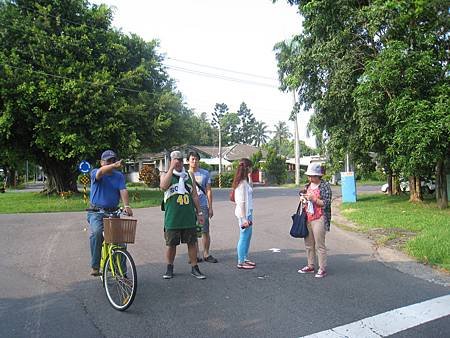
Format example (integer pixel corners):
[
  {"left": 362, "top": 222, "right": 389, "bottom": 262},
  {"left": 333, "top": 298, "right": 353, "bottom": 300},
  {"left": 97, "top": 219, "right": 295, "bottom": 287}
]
[
  {"left": 356, "top": 179, "right": 385, "bottom": 186},
  {"left": 0, "top": 188, "right": 163, "bottom": 213},
  {"left": 340, "top": 194, "right": 450, "bottom": 271}
]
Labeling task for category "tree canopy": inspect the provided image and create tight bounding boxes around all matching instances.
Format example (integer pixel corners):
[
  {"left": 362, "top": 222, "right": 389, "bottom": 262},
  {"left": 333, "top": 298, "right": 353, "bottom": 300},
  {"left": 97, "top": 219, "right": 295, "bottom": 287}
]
[
  {"left": 0, "top": 0, "right": 185, "bottom": 192},
  {"left": 275, "top": 0, "right": 449, "bottom": 206}
]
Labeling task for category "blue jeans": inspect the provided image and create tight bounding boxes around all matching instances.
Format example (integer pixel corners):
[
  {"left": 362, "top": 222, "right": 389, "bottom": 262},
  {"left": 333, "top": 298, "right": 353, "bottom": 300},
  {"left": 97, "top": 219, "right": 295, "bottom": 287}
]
[
  {"left": 237, "top": 212, "right": 253, "bottom": 264},
  {"left": 87, "top": 211, "right": 105, "bottom": 269}
]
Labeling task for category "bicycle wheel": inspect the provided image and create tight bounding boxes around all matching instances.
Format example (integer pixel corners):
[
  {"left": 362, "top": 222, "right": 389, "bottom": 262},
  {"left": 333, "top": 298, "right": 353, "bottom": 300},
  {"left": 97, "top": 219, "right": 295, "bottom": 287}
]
[{"left": 103, "top": 248, "right": 137, "bottom": 311}]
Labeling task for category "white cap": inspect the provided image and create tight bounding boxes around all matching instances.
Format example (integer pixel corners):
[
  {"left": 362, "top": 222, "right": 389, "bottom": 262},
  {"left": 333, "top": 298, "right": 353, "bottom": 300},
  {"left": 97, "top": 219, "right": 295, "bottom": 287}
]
[
  {"left": 305, "top": 162, "right": 323, "bottom": 176},
  {"left": 170, "top": 150, "right": 183, "bottom": 160}
]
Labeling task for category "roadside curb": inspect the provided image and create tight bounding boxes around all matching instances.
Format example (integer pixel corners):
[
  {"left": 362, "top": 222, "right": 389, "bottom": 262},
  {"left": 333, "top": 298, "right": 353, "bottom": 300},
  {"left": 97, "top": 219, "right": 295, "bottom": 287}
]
[{"left": 331, "top": 198, "right": 450, "bottom": 287}]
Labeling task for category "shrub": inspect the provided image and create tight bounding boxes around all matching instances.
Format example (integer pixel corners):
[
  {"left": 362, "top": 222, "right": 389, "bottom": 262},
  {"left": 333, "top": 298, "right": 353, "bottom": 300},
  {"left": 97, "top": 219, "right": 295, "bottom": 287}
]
[
  {"left": 139, "top": 165, "right": 160, "bottom": 188},
  {"left": 359, "top": 170, "right": 387, "bottom": 182},
  {"left": 212, "top": 172, "right": 234, "bottom": 187},
  {"left": 199, "top": 161, "right": 213, "bottom": 171},
  {"left": 127, "top": 182, "right": 147, "bottom": 188},
  {"left": 265, "top": 148, "right": 287, "bottom": 185},
  {"left": 251, "top": 150, "right": 263, "bottom": 170}
]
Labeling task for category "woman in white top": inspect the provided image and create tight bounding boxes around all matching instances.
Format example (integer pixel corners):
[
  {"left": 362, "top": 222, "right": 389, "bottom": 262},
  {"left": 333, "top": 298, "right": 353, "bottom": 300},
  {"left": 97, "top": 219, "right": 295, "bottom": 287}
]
[{"left": 232, "top": 158, "right": 256, "bottom": 269}]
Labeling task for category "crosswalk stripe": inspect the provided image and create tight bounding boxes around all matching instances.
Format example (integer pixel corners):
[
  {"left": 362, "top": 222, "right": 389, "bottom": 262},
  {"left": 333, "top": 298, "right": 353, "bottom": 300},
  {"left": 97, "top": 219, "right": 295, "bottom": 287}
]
[{"left": 301, "top": 294, "right": 450, "bottom": 338}]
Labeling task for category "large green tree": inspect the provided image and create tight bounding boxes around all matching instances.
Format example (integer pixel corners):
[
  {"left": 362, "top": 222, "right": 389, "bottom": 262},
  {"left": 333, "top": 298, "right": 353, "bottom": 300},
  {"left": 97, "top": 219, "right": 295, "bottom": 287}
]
[
  {"left": 220, "top": 112, "right": 241, "bottom": 145},
  {"left": 237, "top": 102, "right": 256, "bottom": 144},
  {"left": 275, "top": 0, "right": 449, "bottom": 207},
  {"left": 211, "top": 102, "right": 228, "bottom": 129},
  {"left": 0, "top": 0, "right": 183, "bottom": 193},
  {"left": 355, "top": 0, "right": 449, "bottom": 204}
]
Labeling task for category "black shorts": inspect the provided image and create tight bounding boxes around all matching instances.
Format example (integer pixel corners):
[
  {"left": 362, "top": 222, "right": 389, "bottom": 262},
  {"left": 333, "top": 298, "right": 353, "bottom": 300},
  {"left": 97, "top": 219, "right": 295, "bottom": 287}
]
[{"left": 164, "top": 228, "right": 198, "bottom": 246}]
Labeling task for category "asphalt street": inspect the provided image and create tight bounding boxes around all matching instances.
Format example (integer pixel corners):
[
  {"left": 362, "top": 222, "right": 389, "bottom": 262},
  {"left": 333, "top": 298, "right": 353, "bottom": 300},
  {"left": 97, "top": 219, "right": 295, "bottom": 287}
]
[{"left": 0, "top": 187, "right": 448, "bottom": 337}]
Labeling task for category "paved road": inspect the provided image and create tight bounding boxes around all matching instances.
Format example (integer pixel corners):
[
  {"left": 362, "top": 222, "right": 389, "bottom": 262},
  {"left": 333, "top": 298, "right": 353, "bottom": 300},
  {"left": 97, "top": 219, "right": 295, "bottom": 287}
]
[{"left": 1, "top": 188, "right": 448, "bottom": 337}]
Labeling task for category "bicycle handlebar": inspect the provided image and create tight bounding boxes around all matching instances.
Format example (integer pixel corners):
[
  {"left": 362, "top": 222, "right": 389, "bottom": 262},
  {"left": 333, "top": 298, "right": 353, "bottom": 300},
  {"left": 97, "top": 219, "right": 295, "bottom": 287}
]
[{"left": 86, "top": 207, "right": 129, "bottom": 217}]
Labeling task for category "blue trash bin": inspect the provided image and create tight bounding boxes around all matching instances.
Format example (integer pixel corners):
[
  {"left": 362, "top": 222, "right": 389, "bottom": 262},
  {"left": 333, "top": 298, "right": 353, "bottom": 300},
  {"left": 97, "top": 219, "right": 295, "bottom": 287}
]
[{"left": 341, "top": 172, "right": 357, "bottom": 203}]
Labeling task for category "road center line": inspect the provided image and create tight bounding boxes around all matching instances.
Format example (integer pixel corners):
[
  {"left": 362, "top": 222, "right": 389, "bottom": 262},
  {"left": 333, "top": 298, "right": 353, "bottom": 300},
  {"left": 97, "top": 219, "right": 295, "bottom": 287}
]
[{"left": 301, "top": 294, "right": 450, "bottom": 338}]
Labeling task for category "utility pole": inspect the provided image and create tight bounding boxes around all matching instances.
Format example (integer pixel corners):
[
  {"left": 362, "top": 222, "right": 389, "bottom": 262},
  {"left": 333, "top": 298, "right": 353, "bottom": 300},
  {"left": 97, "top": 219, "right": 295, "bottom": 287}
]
[
  {"left": 218, "top": 123, "right": 222, "bottom": 188},
  {"left": 293, "top": 91, "right": 300, "bottom": 186}
]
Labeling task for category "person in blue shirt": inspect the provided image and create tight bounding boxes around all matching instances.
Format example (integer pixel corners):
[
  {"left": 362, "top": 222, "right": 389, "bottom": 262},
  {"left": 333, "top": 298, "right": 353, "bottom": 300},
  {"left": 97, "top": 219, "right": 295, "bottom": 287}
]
[
  {"left": 188, "top": 151, "right": 218, "bottom": 263},
  {"left": 87, "top": 150, "right": 133, "bottom": 276}
]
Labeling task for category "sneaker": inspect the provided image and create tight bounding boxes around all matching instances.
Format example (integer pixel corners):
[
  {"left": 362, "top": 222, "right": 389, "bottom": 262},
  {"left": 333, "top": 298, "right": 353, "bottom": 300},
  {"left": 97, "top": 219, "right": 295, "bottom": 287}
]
[
  {"left": 191, "top": 265, "right": 206, "bottom": 279},
  {"left": 204, "top": 255, "right": 218, "bottom": 263},
  {"left": 163, "top": 264, "right": 174, "bottom": 279},
  {"left": 298, "top": 265, "right": 315, "bottom": 274},
  {"left": 90, "top": 268, "right": 101, "bottom": 277},
  {"left": 315, "top": 269, "right": 327, "bottom": 278}
]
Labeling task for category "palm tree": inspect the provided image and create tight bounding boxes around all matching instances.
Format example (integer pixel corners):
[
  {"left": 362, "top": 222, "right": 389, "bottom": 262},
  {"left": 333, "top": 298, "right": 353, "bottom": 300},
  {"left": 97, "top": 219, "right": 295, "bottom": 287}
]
[
  {"left": 273, "top": 121, "right": 292, "bottom": 149},
  {"left": 253, "top": 121, "right": 269, "bottom": 147}
]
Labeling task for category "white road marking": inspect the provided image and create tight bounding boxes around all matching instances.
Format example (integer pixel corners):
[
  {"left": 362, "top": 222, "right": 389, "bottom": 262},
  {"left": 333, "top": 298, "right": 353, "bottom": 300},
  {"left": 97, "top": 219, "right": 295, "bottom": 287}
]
[
  {"left": 269, "top": 248, "right": 281, "bottom": 253},
  {"left": 301, "top": 294, "right": 450, "bottom": 338}
]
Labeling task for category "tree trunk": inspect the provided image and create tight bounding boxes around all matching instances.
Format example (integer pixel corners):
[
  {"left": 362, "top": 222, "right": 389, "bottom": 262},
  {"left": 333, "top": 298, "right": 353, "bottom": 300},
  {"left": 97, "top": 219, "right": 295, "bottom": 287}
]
[
  {"left": 409, "top": 175, "right": 423, "bottom": 202},
  {"left": 435, "top": 160, "right": 448, "bottom": 209},
  {"left": 387, "top": 172, "right": 393, "bottom": 195},
  {"left": 41, "top": 159, "right": 79, "bottom": 194},
  {"left": 392, "top": 175, "right": 401, "bottom": 195}
]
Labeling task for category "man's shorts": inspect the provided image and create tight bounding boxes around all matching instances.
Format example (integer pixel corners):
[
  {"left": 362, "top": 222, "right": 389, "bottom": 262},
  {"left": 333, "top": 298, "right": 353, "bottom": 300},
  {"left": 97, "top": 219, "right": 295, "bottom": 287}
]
[{"left": 164, "top": 228, "right": 198, "bottom": 246}]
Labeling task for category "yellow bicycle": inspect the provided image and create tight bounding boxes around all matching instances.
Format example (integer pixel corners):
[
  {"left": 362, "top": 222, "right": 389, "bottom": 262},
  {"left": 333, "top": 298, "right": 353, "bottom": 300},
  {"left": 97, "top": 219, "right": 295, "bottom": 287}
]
[{"left": 99, "top": 210, "right": 138, "bottom": 311}]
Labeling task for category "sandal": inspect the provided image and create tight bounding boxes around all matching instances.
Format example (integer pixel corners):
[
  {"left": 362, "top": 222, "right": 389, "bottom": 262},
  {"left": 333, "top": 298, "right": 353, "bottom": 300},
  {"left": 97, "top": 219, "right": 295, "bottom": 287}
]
[
  {"left": 244, "top": 260, "right": 256, "bottom": 266},
  {"left": 237, "top": 263, "right": 255, "bottom": 270},
  {"left": 204, "top": 255, "right": 218, "bottom": 263}
]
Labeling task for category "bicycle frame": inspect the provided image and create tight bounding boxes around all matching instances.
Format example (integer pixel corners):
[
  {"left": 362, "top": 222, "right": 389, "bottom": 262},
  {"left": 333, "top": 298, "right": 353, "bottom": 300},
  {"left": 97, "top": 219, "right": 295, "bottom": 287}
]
[
  {"left": 100, "top": 242, "right": 127, "bottom": 277},
  {"left": 98, "top": 208, "right": 127, "bottom": 276}
]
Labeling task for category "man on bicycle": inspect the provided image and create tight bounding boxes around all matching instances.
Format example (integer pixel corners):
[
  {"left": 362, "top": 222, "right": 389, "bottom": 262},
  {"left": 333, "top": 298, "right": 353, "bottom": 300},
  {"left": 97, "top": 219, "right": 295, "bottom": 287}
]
[
  {"left": 160, "top": 150, "right": 206, "bottom": 279},
  {"left": 87, "top": 150, "right": 133, "bottom": 276}
]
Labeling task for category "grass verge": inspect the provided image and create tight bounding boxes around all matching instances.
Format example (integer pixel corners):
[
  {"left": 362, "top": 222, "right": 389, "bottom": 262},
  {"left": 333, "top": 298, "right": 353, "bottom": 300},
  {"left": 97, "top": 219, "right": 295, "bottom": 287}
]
[
  {"left": 0, "top": 188, "right": 163, "bottom": 214},
  {"left": 340, "top": 194, "right": 450, "bottom": 271},
  {"left": 356, "top": 179, "right": 385, "bottom": 186}
]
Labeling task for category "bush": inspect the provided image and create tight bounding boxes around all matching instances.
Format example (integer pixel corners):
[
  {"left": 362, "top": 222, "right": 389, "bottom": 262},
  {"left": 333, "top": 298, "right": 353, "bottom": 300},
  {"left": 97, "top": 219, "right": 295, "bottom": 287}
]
[
  {"left": 199, "top": 161, "right": 213, "bottom": 171},
  {"left": 127, "top": 182, "right": 147, "bottom": 188},
  {"left": 251, "top": 150, "right": 263, "bottom": 170},
  {"left": 139, "top": 165, "right": 160, "bottom": 188},
  {"left": 265, "top": 148, "right": 287, "bottom": 185},
  {"left": 212, "top": 172, "right": 234, "bottom": 187},
  {"left": 359, "top": 170, "right": 387, "bottom": 182}
]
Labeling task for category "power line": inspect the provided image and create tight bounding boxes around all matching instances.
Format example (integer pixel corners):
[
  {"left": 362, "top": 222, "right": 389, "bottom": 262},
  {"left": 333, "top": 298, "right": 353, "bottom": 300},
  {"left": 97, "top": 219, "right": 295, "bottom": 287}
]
[
  {"left": 167, "top": 57, "right": 277, "bottom": 81},
  {"left": 0, "top": 21, "right": 280, "bottom": 89},
  {"left": 5, "top": 4, "right": 282, "bottom": 87},
  {"left": 166, "top": 65, "right": 279, "bottom": 88},
  {"left": 8, "top": 3, "right": 280, "bottom": 84},
  {"left": 2, "top": 4, "right": 283, "bottom": 90}
]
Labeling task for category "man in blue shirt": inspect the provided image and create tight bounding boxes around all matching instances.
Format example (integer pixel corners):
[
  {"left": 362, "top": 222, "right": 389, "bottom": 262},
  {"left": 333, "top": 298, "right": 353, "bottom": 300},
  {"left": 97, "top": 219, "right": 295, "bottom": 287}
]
[
  {"left": 188, "top": 151, "right": 218, "bottom": 263},
  {"left": 87, "top": 150, "right": 133, "bottom": 276}
]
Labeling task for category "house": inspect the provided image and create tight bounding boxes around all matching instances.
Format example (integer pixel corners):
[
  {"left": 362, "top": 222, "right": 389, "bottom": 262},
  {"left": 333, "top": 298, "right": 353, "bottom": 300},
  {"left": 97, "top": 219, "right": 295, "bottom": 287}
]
[
  {"left": 125, "top": 144, "right": 266, "bottom": 183},
  {"left": 286, "top": 155, "right": 326, "bottom": 172}
]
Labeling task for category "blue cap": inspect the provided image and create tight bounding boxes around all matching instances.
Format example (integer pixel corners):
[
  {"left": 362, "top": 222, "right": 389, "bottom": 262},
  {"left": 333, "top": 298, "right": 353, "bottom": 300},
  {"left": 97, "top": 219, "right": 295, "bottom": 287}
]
[{"left": 101, "top": 150, "right": 117, "bottom": 161}]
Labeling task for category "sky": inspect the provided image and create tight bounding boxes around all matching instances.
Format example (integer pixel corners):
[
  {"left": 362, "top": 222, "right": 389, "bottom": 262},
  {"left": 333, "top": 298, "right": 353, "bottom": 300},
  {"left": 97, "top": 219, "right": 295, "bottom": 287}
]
[{"left": 91, "top": 0, "right": 315, "bottom": 147}]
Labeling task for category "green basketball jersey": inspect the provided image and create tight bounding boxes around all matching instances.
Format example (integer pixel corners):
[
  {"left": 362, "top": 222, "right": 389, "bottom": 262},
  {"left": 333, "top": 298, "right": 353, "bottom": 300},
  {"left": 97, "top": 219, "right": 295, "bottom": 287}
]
[{"left": 163, "top": 174, "right": 196, "bottom": 230}]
